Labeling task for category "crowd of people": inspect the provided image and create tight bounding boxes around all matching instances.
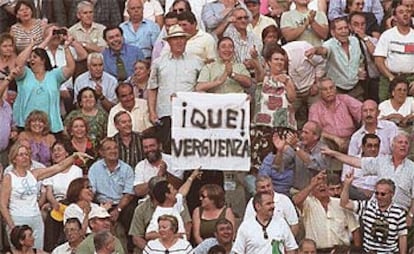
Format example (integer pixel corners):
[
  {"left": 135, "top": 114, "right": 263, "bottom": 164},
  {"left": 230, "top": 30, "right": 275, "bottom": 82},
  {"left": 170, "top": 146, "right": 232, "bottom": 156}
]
[{"left": 1, "top": 0, "right": 414, "bottom": 253}]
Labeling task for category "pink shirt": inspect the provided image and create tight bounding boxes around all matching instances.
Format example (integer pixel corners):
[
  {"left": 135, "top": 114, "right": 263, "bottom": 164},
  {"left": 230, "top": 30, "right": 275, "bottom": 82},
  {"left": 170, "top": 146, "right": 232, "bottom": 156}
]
[
  {"left": 260, "top": 0, "right": 269, "bottom": 14},
  {"left": 309, "top": 94, "right": 362, "bottom": 138}
]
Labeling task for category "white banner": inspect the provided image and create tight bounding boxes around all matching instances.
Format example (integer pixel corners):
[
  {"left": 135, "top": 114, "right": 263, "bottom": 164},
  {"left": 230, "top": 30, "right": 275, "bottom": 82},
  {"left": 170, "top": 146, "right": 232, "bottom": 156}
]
[{"left": 171, "top": 92, "right": 251, "bottom": 171}]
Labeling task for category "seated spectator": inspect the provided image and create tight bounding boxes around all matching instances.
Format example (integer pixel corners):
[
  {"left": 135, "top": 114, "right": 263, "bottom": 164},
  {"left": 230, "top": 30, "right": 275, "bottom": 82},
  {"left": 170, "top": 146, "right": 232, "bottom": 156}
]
[
  {"left": 113, "top": 111, "right": 144, "bottom": 169},
  {"left": 346, "top": 0, "right": 381, "bottom": 38},
  {"left": 68, "top": 0, "right": 122, "bottom": 28},
  {"left": 73, "top": 52, "right": 119, "bottom": 112},
  {"left": 134, "top": 132, "right": 182, "bottom": 197},
  {"left": 102, "top": 26, "right": 144, "bottom": 81},
  {"left": 245, "top": 0, "right": 277, "bottom": 40},
  {"left": 13, "top": 38, "right": 75, "bottom": 134},
  {"left": 10, "top": 0, "right": 44, "bottom": 53},
  {"left": 66, "top": 116, "right": 97, "bottom": 175},
  {"left": 0, "top": 33, "right": 17, "bottom": 92},
  {"left": 192, "top": 184, "right": 235, "bottom": 244},
  {"left": 51, "top": 217, "right": 84, "bottom": 254},
  {"left": 18, "top": 110, "right": 56, "bottom": 166},
  {"left": 328, "top": 0, "right": 384, "bottom": 25},
  {"left": 94, "top": 230, "right": 117, "bottom": 254},
  {"left": 309, "top": 77, "right": 362, "bottom": 153},
  {"left": 68, "top": 1, "right": 108, "bottom": 53},
  {"left": 293, "top": 171, "right": 361, "bottom": 252},
  {"left": 244, "top": 175, "right": 299, "bottom": 236},
  {"left": 64, "top": 178, "right": 101, "bottom": 236},
  {"left": 341, "top": 177, "right": 407, "bottom": 253},
  {"left": 298, "top": 238, "right": 317, "bottom": 254},
  {"left": 9, "top": 225, "right": 39, "bottom": 254},
  {"left": 77, "top": 207, "right": 125, "bottom": 254},
  {"left": 193, "top": 218, "right": 234, "bottom": 254},
  {"left": 129, "top": 176, "right": 192, "bottom": 254},
  {"left": 145, "top": 169, "right": 201, "bottom": 241},
  {"left": 107, "top": 83, "right": 152, "bottom": 137},
  {"left": 207, "top": 245, "right": 226, "bottom": 254},
  {"left": 64, "top": 87, "right": 108, "bottom": 146},
  {"left": 195, "top": 37, "right": 252, "bottom": 94},
  {"left": 123, "top": 0, "right": 164, "bottom": 28},
  {"left": 143, "top": 215, "right": 192, "bottom": 254},
  {"left": 42, "top": 140, "right": 83, "bottom": 252},
  {"left": 128, "top": 60, "right": 150, "bottom": 99},
  {"left": 327, "top": 174, "right": 342, "bottom": 198},
  {"left": 120, "top": 0, "right": 160, "bottom": 59}
]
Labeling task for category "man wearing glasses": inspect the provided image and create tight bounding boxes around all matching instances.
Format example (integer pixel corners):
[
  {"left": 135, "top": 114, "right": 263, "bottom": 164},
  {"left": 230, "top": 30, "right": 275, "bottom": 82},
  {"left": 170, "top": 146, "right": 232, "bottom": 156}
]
[
  {"left": 340, "top": 176, "right": 407, "bottom": 253},
  {"left": 232, "top": 192, "right": 298, "bottom": 254}
]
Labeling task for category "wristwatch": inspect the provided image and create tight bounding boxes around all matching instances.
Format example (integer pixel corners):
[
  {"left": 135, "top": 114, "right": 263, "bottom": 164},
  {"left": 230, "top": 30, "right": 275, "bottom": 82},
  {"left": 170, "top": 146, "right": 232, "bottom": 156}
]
[
  {"left": 294, "top": 146, "right": 300, "bottom": 152},
  {"left": 409, "top": 212, "right": 414, "bottom": 218},
  {"left": 117, "top": 207, "right": 122, "bottom": 213}
]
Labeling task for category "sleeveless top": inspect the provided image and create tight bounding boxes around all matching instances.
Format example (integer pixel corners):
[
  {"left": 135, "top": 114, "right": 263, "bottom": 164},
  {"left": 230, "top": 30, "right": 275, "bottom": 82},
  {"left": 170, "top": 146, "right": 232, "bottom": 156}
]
[
  {"left": 199, "top": 206, "right": 227, "bottom": 239},
  {"left": 8, "top": 170, "right": 40, "bottom": 217}
]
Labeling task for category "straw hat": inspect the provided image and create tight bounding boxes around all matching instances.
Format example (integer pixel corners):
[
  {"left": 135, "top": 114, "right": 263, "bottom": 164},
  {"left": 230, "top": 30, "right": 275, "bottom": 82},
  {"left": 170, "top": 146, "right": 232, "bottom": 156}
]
[{"left": 163, "top": 24, "right": 190, "bottom": 40}]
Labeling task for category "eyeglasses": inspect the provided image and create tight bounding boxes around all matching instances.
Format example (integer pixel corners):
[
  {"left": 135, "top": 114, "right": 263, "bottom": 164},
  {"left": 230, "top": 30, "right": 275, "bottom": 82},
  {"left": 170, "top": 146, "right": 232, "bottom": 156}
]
[
  {"left": 236, "top": 16, "right": 249, "bottom": 20},
  {"left": 375, "top": 191, "right": 389, "bottom": 197},
  {"left": 173, "top": 8, "right": 184, "bottom": 12}
]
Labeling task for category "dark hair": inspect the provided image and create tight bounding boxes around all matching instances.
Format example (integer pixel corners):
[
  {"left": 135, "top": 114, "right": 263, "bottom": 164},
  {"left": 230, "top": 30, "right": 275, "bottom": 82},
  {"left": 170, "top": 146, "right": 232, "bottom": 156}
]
[
  {"left": 0, "top": 33, "right": 15, "bottom": 48},
  {"left": 362, "top": 133, "right": 380, "bottom": 146},
  {"left": 51, "top": 138, "right": 75, "bottom": 159},
  {"left": 103, "top": 26, "right": 123, "bottom": 41},
  {"left": 389, "top": 75, "right": 409, "bottom": 97},
  {"left": 141, "top": 128, "right": 161, "bottom": 143},
  {"left": 252, "top": 192, "right": 271, "bottom": 211},
  {"left": 262, "top": 43, "right": 288, "bottom": 71},
  {"left": 171, "top": 0, "right": 192, "bottom": 12},
  {"left": 152, "top": 180, "right": 170, "bottom": 203},
  {"left": 217, "top": 36, "right": 234, "bottom": 48},
  {"left": 114, "top": 110, "right": 130, "bottom": 124},
  {"left": 165, "top": 11, "right": 178, "bottom": 20},
  {"left": 348, "top": 11, "right": 366, "bottom": 23},
  {"left": 66, "top": 178, "right": 90, "bottom": 203},
  {"left": 134, "top": 59, "right": 151, "bottom": 70},
  {"left": 65, "top": 217, "right": 82, "bottom": 229},
  {"left": 77, "top": 87, "right": 98, "bottom": 106},
  {"left": 10, "top": 225, "right": 33, "bottom": 250},
  {"left": 177, "top": 11, "right": 197, "bottom": 24},
  {"left": 299, "top": 238, "right": 317, "bottom": 251},
  {"left": 208, "top": 245, "right": 226, "bottom": 254},
  {"left": 199, "top": 184, "right": 225, "bottom": 208},
  {"left": 67, "top": 116, "right": 89, "bottom": 137},
  {"left": 215, "top": 218, "right": 233, "bottom": 231},
  {"left": 14, "top": 0, "right": 35, "bottom": 17},
  {"left": 376, "top": 178, "right": 396, "bottom": 193},
  {"left": 115, "top": 82, "right": 133, "bottom": 97},
  {"left": 261, "top": 25, "right": 281, "bottom": 42},
  {"left": 94, "top": 230, "right": 113, "bottom": 251},
  {"left": 32, "top": 48, "right": 53, "bottom": 71},
  {"left": 330, "top": 16, "right": 349, "bottom": 30}
]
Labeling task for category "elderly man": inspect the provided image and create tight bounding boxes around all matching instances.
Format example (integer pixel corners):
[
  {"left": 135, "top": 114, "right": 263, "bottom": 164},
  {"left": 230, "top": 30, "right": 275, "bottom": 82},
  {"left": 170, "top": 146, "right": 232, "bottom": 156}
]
[
  {"left": 107, "top": 83, "right": 152, "bottom": 137},
  {"left": 298, "top": 239, "right": 317, "bottom": 254},
  {"left": 147, "top": 24, "right": 203, "bottom": 154},
  {"left": 120, "top": 0, "right": 160, "bottom": 59},
  {"left": 77, "top": 207, "right": 125, "bottom": 254},
  {"left": 374, "top": 4, "right": 414, "bottom": 101},
  {"left": 341, "top": 177, "right": 407, "bottom": 253},
  {"left": 193, "top": 218, "right": 234, "bottom": 254},
  {"left": 88, "top": 138, "right": 135, "bottom": 250},
  {"left": 69, "top": 0, "right": 122, "bottom": 27},
  {"left": 328, "top": 0, "right": 384, "bottom": 25},
  {"left": 293, "top": 171, "right": 361, "bottom": 253},
  {"left": 94, "top": 230, "right": 116, "bottom": 254},
  {"left": 244, "top": 175, "right": 299, "bottom": 236},
  {"left": 134, "top": 133, "right": 183, "bottom": 197},
  {"left": 232, "top": 192, "right": 298, "bottom": 254},
  {"left": 349, "top": 99, "right": 398, "bottom": 157},
  {"left": 73, "top": 52, "right": 118, "bottom": 112},
  {"left": 322, "top": 132, "right": 414, "bottom": 226},
  {"left": 68, "top": 1, "right": 107, "bottom": 53},
  {"left": 280, "top": 0, "right": 328, "bottom": 46},
  {"left": 102, "top": 26, "right": 144, "bottom": 81},
  {"left": 309, "top": 77, "right": 362, "bottom": 153},
  {"left": 51, "top": 218, "right": 83, "bottom": 254},
  {"left": 305, "top": 17, "right": 364, "bottom": 100},
  {"left": 113, "top": 111, "right": 144, "bottom": 168}
]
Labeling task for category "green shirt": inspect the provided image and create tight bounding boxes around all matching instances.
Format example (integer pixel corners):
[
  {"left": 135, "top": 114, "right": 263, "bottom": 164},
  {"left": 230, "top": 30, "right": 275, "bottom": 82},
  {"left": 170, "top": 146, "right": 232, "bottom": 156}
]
[{"left": 77, "top": 233, "right": 125, "bottom": 254}]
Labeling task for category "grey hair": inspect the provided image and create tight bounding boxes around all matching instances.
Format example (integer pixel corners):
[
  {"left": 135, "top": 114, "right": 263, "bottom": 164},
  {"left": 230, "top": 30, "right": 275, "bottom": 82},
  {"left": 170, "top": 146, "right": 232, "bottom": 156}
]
[{"left": 87, "top": 52, "right": 104, "bottom": 66}]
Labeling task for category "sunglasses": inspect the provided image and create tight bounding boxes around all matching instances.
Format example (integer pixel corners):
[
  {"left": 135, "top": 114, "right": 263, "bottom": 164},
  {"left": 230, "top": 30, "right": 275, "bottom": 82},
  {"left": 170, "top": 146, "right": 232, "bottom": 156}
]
[
  {"left": 375, "top": 191, "right": 389, "bottom": 197},
  {"left": 236, "top": 16, "right": 249, "bottom": 20}
]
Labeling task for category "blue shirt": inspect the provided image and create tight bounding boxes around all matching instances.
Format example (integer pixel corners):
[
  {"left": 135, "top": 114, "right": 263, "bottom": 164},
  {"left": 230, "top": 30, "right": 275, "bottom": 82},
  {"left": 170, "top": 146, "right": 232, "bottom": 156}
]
[
  {"left": 259, "top": 153, "right": 294, "bottom": 196},
  {"left": 102, "top": 43, "right": 144, "bottom": 79},
  {"left": 88, "top": 159, "right": 135, "bottom": 204},
  {"left": 120, "top": 20, "right": 160, "bottom": 59},
  {"left": 14, "top": 66, "right": 65, "bottom": 132}
]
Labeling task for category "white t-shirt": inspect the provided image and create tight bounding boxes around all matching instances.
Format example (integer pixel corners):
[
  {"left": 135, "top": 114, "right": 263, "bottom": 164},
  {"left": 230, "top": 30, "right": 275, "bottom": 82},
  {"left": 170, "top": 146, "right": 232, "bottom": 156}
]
[
  {"left": 146, "top": 193, "right": 186, "bottom": 237},
  {"left": 42, "top": 165, "right": 83, "bottom": 201}
]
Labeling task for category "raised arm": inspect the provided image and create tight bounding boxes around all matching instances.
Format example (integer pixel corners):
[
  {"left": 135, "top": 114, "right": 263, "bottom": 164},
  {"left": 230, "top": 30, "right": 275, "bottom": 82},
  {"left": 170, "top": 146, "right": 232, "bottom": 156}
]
[
  {"left": 62, "top": 36, "right": 76, "bottom": 79},
  {"left": 178, "top": 168, "right": 202, "bottom": 197},
  {"left": 293, "top": 170, "right": 326, "bottom": 211},
  {"left": 321, "top": 147, "right": 362, "bottom": 168},
  {"left": 340, "top": 171, "right": 355, "bottom": 211}
]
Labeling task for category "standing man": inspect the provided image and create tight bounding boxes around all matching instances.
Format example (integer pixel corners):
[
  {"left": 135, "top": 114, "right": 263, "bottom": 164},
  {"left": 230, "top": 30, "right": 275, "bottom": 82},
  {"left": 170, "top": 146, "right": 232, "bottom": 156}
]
[
  {"left": 68, "top": 1, "right": 107, "bottom": 53},
  {"left": 245, "top": 0, "right": 277, "bottom": 40},
  {"left": 147, "top": 24, "right": 203, "bottom": 154},
  {"left": 281, "top": 0, "right": 329, "bottom": 46},
  {"left": 232, "top": 192, "right": 298, "bottom": 254},
  {"left": 374, "top": 4, "right": 414, "bottom": 101},
  {"left": 120, "top": 0, "right": 160, "bottom": 59},
  {"left": 341, "top": 176, "right": 407, "bottom": 253},
  {"left": 107, "top": 83, "right": 152, "bottom": 137},
  {"left": 102, "top": 26, "right": 144, "bottom": 81}
]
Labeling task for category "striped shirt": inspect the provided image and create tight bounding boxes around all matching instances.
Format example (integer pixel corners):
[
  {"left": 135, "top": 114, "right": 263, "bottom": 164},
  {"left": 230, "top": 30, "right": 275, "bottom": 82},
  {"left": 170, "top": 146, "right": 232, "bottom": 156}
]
[
  {"left": 114, "top": 131, "right": 143, "bottom": 169},
  {"left": 11, "top": 19, "right": 44, "bottom": 53},
  {"left": 354, "top": 198, "right": 407, "bottom": 253}
]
